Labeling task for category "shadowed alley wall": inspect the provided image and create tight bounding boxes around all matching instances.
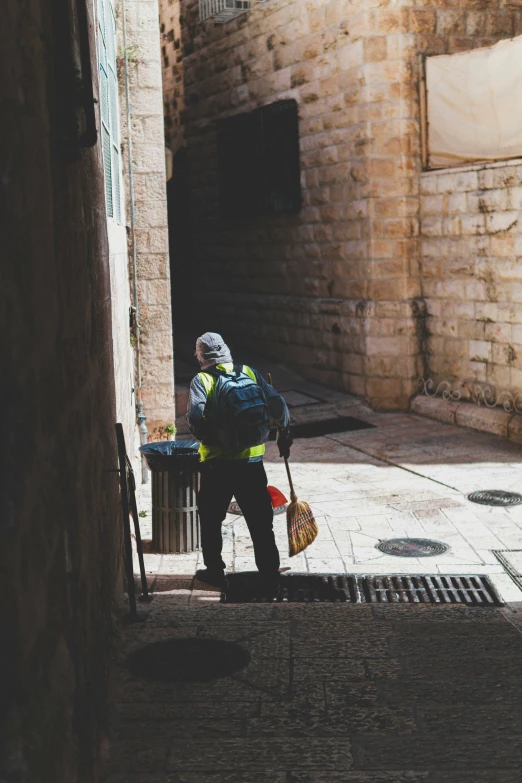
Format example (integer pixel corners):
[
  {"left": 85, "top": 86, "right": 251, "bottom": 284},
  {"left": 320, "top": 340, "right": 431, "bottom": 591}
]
[{"left": 1, "top": 0, "right": 123, "bottom": 779}]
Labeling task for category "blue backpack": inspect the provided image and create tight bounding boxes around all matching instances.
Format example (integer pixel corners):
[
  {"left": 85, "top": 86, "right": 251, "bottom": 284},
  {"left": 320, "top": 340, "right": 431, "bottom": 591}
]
[{"left": 204, "top": 365, "right": 270, "bottom": 450}]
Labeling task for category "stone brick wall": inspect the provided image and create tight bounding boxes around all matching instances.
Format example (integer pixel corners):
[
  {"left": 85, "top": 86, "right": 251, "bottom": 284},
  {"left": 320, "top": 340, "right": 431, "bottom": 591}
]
[
  {"left": 1, "top": 0, "right": 124, "bottom": 778},
  {"left": 420, "top": 160, "right": 522, "bottom": 401},
  {"left": 168, "top": 0, "right": 521, "bottom": 409},
  {"left": 117, "top": 0, "right": 176, "bottom": 435},
  {"left": 160, "top": 0, "right": 185, "bottom": 153}
]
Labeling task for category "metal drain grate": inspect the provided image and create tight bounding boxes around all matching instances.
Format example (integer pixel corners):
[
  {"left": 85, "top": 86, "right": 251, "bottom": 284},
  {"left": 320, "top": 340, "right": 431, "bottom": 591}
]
[
  {"left": 468, "top": 490, "right": 522, "bottom": 507},
  {"left": 222, "top": 572, "right": 502, "bottom": 605},
  {"left": 268, "top": 416, "right": 375, "bottom": 440},
  {"left": 376, "top": 538, "right": 448, "bottom": 557}
]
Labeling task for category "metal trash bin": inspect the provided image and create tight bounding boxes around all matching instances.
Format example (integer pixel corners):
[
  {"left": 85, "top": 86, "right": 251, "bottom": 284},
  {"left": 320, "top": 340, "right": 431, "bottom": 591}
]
[{"left": 139, "top": 440, "right": 200, "bottom": 553}]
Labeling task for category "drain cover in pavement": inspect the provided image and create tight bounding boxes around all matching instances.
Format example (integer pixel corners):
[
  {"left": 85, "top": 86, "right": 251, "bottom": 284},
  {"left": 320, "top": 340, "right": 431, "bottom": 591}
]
[
  {"left": 376, "top": 538, "right": 448, "bottom": 557},
  {"left": 223, "top": 572, "right": 501, "bottom": 605},
  {"left": 127, "top": 638, "right": 250, "bottom": 682},
  {"left": 468, "top": 490, "right": 522, "bottom": 507}
]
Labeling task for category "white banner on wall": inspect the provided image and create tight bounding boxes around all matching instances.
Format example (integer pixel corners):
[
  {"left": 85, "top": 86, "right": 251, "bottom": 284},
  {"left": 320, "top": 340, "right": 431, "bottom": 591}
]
[{"left": 426, "top": 35, "right": 522, "bottom": 169}]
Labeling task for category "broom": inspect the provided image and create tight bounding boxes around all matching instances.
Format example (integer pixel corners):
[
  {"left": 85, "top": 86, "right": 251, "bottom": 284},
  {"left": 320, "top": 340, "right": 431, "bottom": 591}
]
[
  {"left": 283, "top": 456, "right": 318, "bottom": 557},
  {"left": 266, "top": 373, "right": 318, "bottom": 557}
]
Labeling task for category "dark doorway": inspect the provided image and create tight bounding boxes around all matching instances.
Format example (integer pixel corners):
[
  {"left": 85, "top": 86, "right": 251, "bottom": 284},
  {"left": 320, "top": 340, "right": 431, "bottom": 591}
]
[{"left": 167, "top": 146, "right": 194, "bottom": 329}]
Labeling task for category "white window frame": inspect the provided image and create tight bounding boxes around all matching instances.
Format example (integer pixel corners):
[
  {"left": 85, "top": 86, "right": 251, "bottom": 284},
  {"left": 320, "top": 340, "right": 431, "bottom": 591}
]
[{"left": 97, "top": 0, "right": 123, "bottom": 222}]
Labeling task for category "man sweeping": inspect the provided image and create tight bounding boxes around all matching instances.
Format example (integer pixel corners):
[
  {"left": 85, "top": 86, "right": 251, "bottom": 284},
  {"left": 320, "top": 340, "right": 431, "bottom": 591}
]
[{"left": 187, "top": 332, "right": 292, "bottom": 591}]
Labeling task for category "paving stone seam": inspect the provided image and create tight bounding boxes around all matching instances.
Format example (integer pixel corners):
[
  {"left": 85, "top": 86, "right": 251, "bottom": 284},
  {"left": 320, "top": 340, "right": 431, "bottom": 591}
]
[{"left": 325, "top": 435, "right": 461, "bottom": 494}]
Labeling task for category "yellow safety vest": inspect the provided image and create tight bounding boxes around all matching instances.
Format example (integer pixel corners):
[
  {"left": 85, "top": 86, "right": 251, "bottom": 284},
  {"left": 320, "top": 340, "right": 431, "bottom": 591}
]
[{"left": 197, "top": 363, "right": 266, "bottom": 463}]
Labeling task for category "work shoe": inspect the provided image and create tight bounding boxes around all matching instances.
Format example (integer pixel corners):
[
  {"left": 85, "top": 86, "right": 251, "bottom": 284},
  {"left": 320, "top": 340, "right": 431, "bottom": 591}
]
[{"left": 195, "top": 568, "right": 226, "bottom": 589}]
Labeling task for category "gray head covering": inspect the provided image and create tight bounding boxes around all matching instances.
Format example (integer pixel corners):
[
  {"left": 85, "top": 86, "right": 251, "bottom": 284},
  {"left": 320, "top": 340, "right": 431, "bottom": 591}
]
[{"left": 195, "top": 332, "right": 232, "bottom": 370}]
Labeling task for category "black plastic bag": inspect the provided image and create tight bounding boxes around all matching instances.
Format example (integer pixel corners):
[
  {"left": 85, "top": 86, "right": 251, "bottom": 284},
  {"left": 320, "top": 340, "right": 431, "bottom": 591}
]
[{"left": 139, "top": 440, "right": 200, "bottom": 473}]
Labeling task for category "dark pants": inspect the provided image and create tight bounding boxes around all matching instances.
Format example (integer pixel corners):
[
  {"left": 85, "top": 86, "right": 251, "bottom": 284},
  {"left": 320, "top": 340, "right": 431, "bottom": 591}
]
[{"left": 197, "top": 460, "right": 280, "bottom": 575}]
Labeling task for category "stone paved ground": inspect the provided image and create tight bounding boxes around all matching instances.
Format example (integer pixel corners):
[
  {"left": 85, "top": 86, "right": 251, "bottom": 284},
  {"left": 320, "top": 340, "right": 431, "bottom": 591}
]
[
  {"left": 103, "top": 598, "right": 522, "bottom": 782},
  {"left": 137, "top": 358, "right": 522, "bottom": 603},
  {"left": 108, "top": 367, "right": 522, "bottom": 781}
]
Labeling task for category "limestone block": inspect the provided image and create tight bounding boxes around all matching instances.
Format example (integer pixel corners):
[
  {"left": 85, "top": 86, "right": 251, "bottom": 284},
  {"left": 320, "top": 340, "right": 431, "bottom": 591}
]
[
  {"left": 421, "top": 216, "right": 443, "bottom": 237},
  {"left": 410, "top": 10, "right": 437, "bottom": 34},
  {"left": 410, "top": 394, "right": 459, "bottom": 424},
  {"left": 508, "top": 415, "right": 522, "bottom": 444},
  {"left": 420, "top": 174, "right": 439, "bottom": 196},
  {"left": 133, "top": 172, "right": 168, "bottom": 201},
  {"left": 136, "top": 253, "right": 169, "bottom": 280},
  {"left": 376, "top": 8, "right": 409, "bottom": 34},
  {"left": 366, "top": 335, "right": 412, "bottom": 357},
  {"left": 144, "top": 304, "right": 173, "bottom": 332},
  {"left": 153, "top": 383, "right": 176, "bottom": 409},
  {"left": 447, "top": 192, "right": 467, "bottom": 214},
  {"left": 460, "top": 214, "right": 486, "bottom": 235},
  {"left": 437, "top": 10, "right": 466, "bottom": 36},
  {"left": 512, "top": 324, "right": 522, "bottom": 345},
  {"left": 484, "top": 322, "right": 512, "bottom": 344},
  {"left": 506, "top": 187, "right": 522, "bottom": 210},
  {"left": 487, "top": 11, "right": 515, "bottom": 37},
  {"left": 486, "top": 363, "right": 512, "bottom": 388},
  {"left": 435, "top": 173, "right": 456, "bottom": 194},
  {"left": 142, "top": 357, "right": 176, "bottom": 385},
  {"left": 456, "top": 403, "right": 512, "bottom": 437},
  {"left": 466, "top": 11, "right": 487, "bottom": 37},
  {"left": 148, "top": 228, "right": 169, "bottom": 253},
  {"left": 455, "top": 170, "right": 479, "bottom": 191},
  {"left": 147, "top": 279, "right": 171, "bottom": 305},
  {"left": 133, "top": 145, "right": 166, "bottom": 174},
  {"left": 491, "top": 342, "right": 512, "bottom": 366},
  {"left": 485, "top": 211, "right": 519, "bottom": 234},
  {"left": 364, "top": 36, "right": 387, "bottom": 63},
  {"left": 469, "top": 339, "right": 491, "bottom": 362}
]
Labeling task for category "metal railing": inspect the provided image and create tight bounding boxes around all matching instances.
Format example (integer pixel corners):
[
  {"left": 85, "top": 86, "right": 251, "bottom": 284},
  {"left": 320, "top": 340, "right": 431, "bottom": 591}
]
[{"left": 199, "top": 0, "right": 250, "bottom": 23}]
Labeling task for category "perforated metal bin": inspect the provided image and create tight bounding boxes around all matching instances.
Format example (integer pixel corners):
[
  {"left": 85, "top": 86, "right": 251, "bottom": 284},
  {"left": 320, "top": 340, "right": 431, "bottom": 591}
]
[{"left": 139, "top": 440, "right": 200, "bottom": 553}]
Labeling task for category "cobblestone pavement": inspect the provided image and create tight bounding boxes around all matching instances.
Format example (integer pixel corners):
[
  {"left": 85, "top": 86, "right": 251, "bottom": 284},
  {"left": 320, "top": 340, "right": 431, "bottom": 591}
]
[{"left": 105, "top": 369, "right": 522, "bottom": 781}]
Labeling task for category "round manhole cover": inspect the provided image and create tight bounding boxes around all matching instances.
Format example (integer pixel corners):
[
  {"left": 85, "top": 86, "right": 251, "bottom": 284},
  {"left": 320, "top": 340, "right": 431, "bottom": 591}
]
[
  {"left": 468, "top": 490, "right": 522, "bottom": 507},
  {"left": 127, "top": 638, "right": 250, "bottom": 682},
  {"left": 376, "top": 538, "right": 448, "bottom": 557}
]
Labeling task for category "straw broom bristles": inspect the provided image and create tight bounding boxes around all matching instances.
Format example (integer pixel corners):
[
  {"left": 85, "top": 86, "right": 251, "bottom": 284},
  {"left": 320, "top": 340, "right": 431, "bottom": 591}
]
[{"left": 284, "top": 458, "right": 318, "bottom": 557}]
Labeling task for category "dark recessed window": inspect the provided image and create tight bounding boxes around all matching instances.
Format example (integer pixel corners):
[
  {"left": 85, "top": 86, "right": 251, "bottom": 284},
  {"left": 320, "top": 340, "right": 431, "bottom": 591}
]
[{"left": 217, "top": 99, "right": 301, "bottom": 218}]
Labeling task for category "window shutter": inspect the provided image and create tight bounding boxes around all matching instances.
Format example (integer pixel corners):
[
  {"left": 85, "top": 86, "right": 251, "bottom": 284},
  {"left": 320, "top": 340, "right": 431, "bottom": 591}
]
[{"left": 98, "top": 0, "right": 122, "bottom": 222}]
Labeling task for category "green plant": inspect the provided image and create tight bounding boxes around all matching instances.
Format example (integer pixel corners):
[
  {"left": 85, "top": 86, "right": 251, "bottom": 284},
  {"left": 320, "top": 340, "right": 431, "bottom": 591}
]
[
  {"left": 139, "top": 510, "right": 147, "bottom": 518},
  {"left": 164, "top": 424, "right": 176, "bottom": 437}
]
